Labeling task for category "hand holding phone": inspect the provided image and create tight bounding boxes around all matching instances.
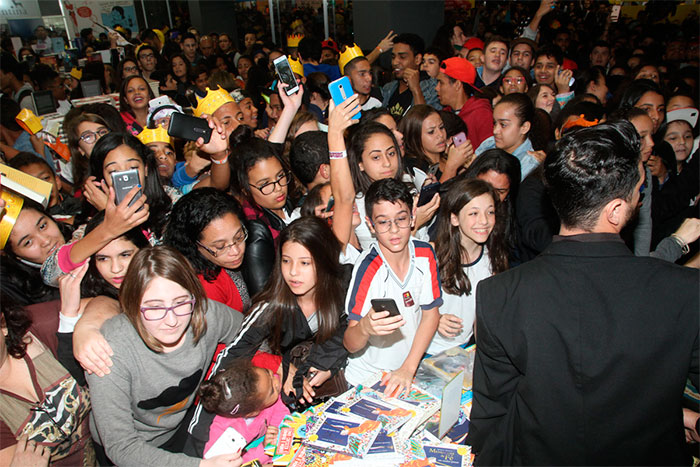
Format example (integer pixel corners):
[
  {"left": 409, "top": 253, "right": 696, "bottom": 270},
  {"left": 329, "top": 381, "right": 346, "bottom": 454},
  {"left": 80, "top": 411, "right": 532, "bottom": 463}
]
[
  {"left": 371, "top": 298, "right": 401, "bottom": 317},
  {"left": 328, "top": 76, "right": 361, "bottom": 120},
  {"left": 167, "top": 113, "right": 212, "bottom": 143},
  {"left": 111, "top": 169, "right": 142, "bottom": 207},
  {"left": 273, "top": 55, "right": 300, "bottom": 95}
]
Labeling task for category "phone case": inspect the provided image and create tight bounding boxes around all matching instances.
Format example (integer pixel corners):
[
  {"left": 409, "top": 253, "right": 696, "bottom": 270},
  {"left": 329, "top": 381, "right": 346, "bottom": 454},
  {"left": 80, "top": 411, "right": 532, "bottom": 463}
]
[
  {"left": 370, "top": 298, "right": 400, "bottom": 317},
  {"left": 273, "top": 56, "right": 299, "bottom": 95},
  {"left": 418, "top": 182, "right": 441, "bottom": 207},
  {"left": 167, "top": 113, "right": 212, "bottom": 143},
  {"left": 453, "top": 132, "right": 467, "bottom": 147},
  {"left": 111, "top": 169, "right": 142, "bottom": 206},
  {"left": 328, "top": 77, "right": 361, "bottom": 120}
]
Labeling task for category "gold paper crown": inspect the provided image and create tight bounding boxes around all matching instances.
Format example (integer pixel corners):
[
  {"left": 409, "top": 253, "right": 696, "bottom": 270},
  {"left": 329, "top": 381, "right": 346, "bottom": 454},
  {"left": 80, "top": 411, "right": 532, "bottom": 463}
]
[
  {"left": 137, "top": 126, "right": 172, "bottom": 145},
  {"left": 287, "top": 33, "right": 304, "bottom": 48},
  {"left": 193, "top": 87, "right": 235, "bottom": 117},
  {"left": 135, "top": 42, "right": 148, "bottom": 56},
  {"left": 288, "top": 57, "right": 304, "bottom": 77},
  {"left": 0, "top": 190, "right": 24, "bottom": 249},
  {"left": 339, "top": 43, "right": 364, "bottom": 75},
  {"left": 70, "top": 67, "right": 82, "bottom": 80}
]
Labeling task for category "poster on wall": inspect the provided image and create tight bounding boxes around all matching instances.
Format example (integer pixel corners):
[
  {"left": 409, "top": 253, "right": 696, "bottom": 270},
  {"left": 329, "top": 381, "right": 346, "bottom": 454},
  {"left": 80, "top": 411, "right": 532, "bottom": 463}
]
[{"left": 62, "top": 0, "right": 136, "bottom": 34}]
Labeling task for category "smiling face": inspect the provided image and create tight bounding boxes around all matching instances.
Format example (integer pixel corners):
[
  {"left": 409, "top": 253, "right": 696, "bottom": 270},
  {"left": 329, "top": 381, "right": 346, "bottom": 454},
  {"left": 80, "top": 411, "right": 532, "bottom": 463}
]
[
  {"left": 420, "top": 112, "right": 447, "bottom": 161},
  {"left": 484, "top": 41, "right": 508, "bottom": 73},
  {"left": 535, "top": 86, "right": 556, "bottom": 113},
  {"left": 391, "top": 42, "right": 421, "bottom": 79},
  {"left": 239, "top": 97, "right": 258, "bottom": 128},
  {"left": 500, "top": 68, "right": 528, "bottom": 95},
  {"left": 198, "top": 212, "right": 246, "bottom": 270},
  {"left": 95, "top": 237, "right": 139, "bottom": 288},
  {"left": 125, "top": 77, "right": 149, "bottom": 111},
  {"left": 534, "top": 55, "right": 557, "bottom": 85},
  {"left": 247, "top": 157, "right": 288, "bottom": 210},
  {"left": 635, "top": 91, "right": 665, "bottom": 133},
  {"left": 358, "top": 133, "right": 399, "bottom": 182},
  {"left": 103, "top": 144, "right": 145, "bottom": 187},
  {"left": 492, "top": 102, "right": 529, "bottom": 154},
  {"left": 281, "top": 240, "right": 317, "bottom": 299},
  {"left": 664, "top": 120, "right": 694, "bottom": 164},
  {"left": 466, "top": 49, "right": 484, "bottom": 69},
  {"left": 451, "top": 192, "right": 495, "bottom": 251},
  {"left": 139, "top": 277, "right": 193, "bottom": 351},
  {"left": 8, "top": 208, "right": 65, "bottom": 264}
]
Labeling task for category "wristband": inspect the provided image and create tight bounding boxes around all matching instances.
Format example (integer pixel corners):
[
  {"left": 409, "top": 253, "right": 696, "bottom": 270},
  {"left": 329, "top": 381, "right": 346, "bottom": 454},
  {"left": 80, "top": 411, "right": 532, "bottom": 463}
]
[
  {"left": 211, "top": 155, "right": 229, "bottom": 165},
  {"left": 329, "top": 150, "right": 347, "bottom": 160},
  {"left": 670, "top": 234, "right": 690, "bottom": 255}
]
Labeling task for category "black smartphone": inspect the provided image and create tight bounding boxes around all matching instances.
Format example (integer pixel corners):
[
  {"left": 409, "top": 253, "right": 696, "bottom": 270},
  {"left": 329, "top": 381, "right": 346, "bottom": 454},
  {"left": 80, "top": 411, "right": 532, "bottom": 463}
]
[
  {"left": 427, "top": 163, "right": 440, "bottom": 177},
  {"left": 111, "top": 169, "right": 142, "bottom": 206},
  {"left": 417, "top": 182, "right": 440, "bottom": 207},
  {"left": 167, "top": 112, "right": 212, "bottom": 143},
  {"left": 324, "top": 196, "right": 335, "bottom": 213},
  {"left": 371, "top": 298, "right": 401, "bottom": 317}
]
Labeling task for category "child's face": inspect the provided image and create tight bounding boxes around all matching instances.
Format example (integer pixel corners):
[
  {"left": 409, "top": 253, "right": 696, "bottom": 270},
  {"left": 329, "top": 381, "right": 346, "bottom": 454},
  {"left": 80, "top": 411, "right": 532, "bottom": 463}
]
[
  {"left": 147, "top": 142, "right": 177, "bottom": 179},
  {"left": 367, "top": 200, "right": 414, "bottom": 254},
  {"left": 20, "top": 162, "right": 60, "bottom": 207},
  {"left": 281, "top": 241, "right": 316, "bottom": 299},
  {"left": 359, "top": 133, "right": 399, "bottom": 182},
  {"left": 95, "top": 237, "right": 139, "bottom": 288},
  {"left": 247, "top": 157, "right": 288, "bottom": 211},
  {"left": 451, "top": 193, "right": 495, "bottom": 250},
  {"left": 256, "top": 368, "right": 281, "bottom": 411}
]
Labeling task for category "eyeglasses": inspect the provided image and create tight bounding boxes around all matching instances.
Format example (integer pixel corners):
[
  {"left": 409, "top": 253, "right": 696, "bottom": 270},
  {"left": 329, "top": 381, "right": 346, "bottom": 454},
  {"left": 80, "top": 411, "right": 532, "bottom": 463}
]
[
  {"left": 197, "top": 226, "right": 248, "bottom": 257},
  {"left": 503, "top": 77, "right": 525, "bottom": 85},
  {"left": 140, "top": 298, "right": 196, "bottom": 321},
  {"left": 79, "top": 127, "right": 110, "bottom": 144},
  {"left": 124, "top": 65, "right": 139, "bottom": 73},
  {"left": 372, "top": 214, "right": 412, "bottom": 233},
  {"left": 250, "top": 171, "right": 291, "bottom": 195}
]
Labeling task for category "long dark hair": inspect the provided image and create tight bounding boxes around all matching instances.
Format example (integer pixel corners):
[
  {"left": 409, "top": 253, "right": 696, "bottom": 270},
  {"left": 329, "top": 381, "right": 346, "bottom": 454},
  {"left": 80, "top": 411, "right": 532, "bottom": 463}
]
[
  {"left": 163, "top": 188, "right": 247, "bottom": 281},
  {"left": 435, "top": 179, "right": 508, "bottom": 296},
  {"left": 119, "top": 75, "right": 155, "bottom": 116},
  {"left": 89, "top": 132, "right": 172, "bottom": 235},
  {"left": 81, "top": 211, "right": 150, "bottom": 300},
  {"left": 169, "top": 53, "right": 192, "bottom": 83},
  {"left": 1, "top": 201, "right": 72, "bottom": 306},
  {"left": 347, "top": 121, "right": 404, "bottom": 194},
  {"left": 399, "top": 104, "right": 441, "bottom": 169},
  {"left": 1, "top": 295, "right": 33, "bottom": 358},
  {"left": 253, "top": 217, "right": 343, "bottom": 353}
]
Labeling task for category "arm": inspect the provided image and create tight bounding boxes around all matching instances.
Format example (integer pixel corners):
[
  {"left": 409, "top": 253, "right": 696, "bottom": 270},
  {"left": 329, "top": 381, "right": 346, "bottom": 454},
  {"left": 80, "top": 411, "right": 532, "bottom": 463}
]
[
  {"left": 365, "top": 31, "right": 396, "bottom": 65},
  {"left": 403, "top": 69, "right": 426, "bottom": 106},
  {"left": 241, "top": 220, "right": 276, "bottom": 296},
  {"left": 193, "top": 114, "right": 231, "bottom": 191},
  {"left": 268, "top": 82, "right": 304, "bottom": 144},
  {"left": 73, "top": 295, "right": 119, "bottom": 376},
  {"left": 343, "top": 310, "right": 404, "bottom": 354},
  {"left": 524, "top": 0, "right": 555, "bottom": 39}
]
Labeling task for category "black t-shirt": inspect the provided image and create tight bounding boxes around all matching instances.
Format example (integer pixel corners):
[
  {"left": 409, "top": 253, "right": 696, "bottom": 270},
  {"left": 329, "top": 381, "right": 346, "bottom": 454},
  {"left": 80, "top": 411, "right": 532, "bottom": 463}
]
[{"left": 387, "top": 85, "right": 414, "bottom": 118}]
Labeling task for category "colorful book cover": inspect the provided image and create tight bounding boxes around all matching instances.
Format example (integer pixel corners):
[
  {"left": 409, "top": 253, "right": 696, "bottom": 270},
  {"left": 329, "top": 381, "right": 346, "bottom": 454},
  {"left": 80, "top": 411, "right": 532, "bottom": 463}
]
[
  {"left": 422, "top": 444, "right": 471, "bottom": 467},
  {"left": 340, "top": 396, "right": 415, "bottom": 434},
  {"left": 304, "top": 412, "right": 382, "bottom": 458}
]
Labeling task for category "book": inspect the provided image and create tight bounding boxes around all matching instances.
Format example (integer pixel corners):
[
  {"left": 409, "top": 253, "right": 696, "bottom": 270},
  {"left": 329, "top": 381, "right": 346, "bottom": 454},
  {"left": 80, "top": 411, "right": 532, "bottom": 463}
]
[
  {"left": 304, "top": 412, "right": 382, "bottom": 458},
  {"left": 0, "top": 163, "right": 52, "bottom": 207}
]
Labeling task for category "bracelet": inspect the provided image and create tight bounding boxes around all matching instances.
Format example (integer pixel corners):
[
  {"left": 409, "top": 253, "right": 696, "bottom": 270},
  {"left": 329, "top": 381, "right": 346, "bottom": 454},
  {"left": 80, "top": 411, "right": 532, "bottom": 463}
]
[
  {"left": 378, "top": 47, "right": 383, "bottom": 53},
  {"left": 211, "top": 155, "right": 229, "bottom": 165},
  {"left": 670, "top": 234, "right": 690, "bottom": 255},
  {"left": 329, "top": 150, "right": 347, "bottom": 160}
]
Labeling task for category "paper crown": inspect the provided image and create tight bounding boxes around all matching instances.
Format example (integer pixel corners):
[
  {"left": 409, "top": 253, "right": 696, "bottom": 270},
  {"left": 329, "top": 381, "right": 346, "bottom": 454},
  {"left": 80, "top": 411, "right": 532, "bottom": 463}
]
[
  {"left": 70, "top": 67, "right": 82, "bottom": 80},
  {"left": 287, "top": 33, "right": 304, "bottom": 48},
  {"left": 290, "top": 19, "right": 303, "bottom": 31},
  {"left": 15, "top": 108, "right": 43, "bottom": 135},
  {"left": 0, "top": 189, "right": 25, "bottom": 249},
  {"left": 193, "top": 87, "right": 235, "bottom": 117},
  {"left": 137, "top": 126, "right": 172, "bottom": 145},
  {"left": 135, "top": 42, "right": 148, "bottom": 56},
  {"left": 153, "top": 29, "right": 165, "bottom": 45},
  {"left": 339, "top": 43, "right": 364, "bottom": 75},
  {"left": 115, "top": 26, "right": 127, "bottom": 34},
  {"left": 288, "top": 57, "right": 304, "bottom": 77}
]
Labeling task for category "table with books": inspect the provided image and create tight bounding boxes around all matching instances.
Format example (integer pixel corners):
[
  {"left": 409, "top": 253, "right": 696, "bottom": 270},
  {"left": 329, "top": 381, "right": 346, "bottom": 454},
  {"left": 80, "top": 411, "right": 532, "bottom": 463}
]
[{"left": 262, "top": 345, "right": 476, "bottom": 467}]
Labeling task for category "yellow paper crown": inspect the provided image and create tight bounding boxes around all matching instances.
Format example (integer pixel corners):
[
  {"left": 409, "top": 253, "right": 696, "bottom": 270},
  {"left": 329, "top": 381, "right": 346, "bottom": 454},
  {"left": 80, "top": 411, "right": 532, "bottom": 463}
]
[
  {"left": 70, "top": 67, "right": 82, "bottom": 80},
  {"left": 15, "top": 108, "right": 43, "bottom": 135},
  {"left": 287, "top": 33, "right": 304, "bottom": 48},
  {"left": 137, "top": 125, "right": 172, "bottom": 145},
  {"left": 288, "top": 57, "right": 304, "bottom": 77},
  {"left": 339, "top": 43, "right": 364, "bottom": 75},
  {"left": 0, "top": 190, "right": 25, "bottom": 250},
  {"left": 135, "top": 42, "right": 148, "bottom": 56},
  {"left": 154, "top": 29, "right": 165, "bottom": 46},
  {"left": 193, "top": 87, "right": 235, "bottom": 117}
]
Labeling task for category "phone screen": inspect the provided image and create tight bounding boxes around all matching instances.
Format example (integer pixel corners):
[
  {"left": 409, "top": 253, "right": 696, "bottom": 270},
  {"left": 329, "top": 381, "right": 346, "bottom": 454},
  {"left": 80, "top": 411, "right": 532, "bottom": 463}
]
[{"left": 274, "top": 57, "right": 298, "bottom": 94}]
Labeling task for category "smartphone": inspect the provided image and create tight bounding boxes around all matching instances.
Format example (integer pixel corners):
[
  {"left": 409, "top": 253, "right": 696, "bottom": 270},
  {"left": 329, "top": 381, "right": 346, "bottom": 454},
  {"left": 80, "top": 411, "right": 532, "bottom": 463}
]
[
  {"left": 204, "top": 426, "right": 246, "bottom": 459},
  {"left": 371, "top": 298, "right": 401, "bottom": 317},
  {"left": 273, "top": 55, "right": 299, "bottom": 95},
  {"left": 324, "top": 196, "right": 335, "bottom": 213},
  {"left": 328, "top": 76, "right": 361, "bottom": 120},
  {"left": 427, "top": 163, "right": 440, "bottom": 177},
  {"left": 167, "top": 112, "right": 212, "bottom": 143},
  {"left": 417, "top": 182, "right": 440, "bottom": 207},
  {"left": 453, "top": 131, "right": 467, "bottom": 147},
  {"left": 111, "top": 169, "right": 142, "bottom": 207}
]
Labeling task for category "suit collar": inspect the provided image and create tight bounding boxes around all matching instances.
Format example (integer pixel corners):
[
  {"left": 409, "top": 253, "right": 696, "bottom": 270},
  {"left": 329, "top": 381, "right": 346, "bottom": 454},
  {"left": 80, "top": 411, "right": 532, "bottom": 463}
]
[{"left": 545, "top": 233, "right": 632, "bottom": 257}]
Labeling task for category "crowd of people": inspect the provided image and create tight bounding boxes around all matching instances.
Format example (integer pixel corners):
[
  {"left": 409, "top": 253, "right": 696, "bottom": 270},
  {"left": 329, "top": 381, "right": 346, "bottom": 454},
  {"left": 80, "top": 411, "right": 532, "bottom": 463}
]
[{"left": 0, "top": 0, "right": 698, "bottom": 465}]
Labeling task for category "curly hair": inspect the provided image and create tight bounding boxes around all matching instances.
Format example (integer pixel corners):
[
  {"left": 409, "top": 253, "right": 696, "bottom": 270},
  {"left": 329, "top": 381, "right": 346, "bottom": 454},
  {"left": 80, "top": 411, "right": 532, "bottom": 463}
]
[
  {"left": 1, "top": 295, "right": 33, "bottom": 359},
  {"left": 197, "top": 358, "right": 263, "bottom": 417}
]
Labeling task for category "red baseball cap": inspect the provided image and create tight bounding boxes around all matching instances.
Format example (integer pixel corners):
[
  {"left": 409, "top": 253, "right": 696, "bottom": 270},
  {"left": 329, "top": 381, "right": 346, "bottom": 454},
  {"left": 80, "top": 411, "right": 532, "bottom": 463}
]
[
  {"left": 321, "top": 39, "right": 339, "bottom": 53},
  {"left": 440, "top": 57, "right": 477, "bottom": 88},
  {"left": 462, "top": 37, "right": 485, "bottom": 51}
]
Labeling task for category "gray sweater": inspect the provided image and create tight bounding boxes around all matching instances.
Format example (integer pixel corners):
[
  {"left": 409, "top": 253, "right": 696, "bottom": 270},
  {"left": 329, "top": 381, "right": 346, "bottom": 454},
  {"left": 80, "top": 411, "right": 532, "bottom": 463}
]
[{"left": 86, "top": 300, "right": 243, "bottom": 467}]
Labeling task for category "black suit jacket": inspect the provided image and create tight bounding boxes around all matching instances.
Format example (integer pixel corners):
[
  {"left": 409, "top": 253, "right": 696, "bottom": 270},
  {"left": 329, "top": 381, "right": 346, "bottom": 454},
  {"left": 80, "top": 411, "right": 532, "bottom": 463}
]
[{"left": 467, "top": 234, "right": 699, "bottom": 466}]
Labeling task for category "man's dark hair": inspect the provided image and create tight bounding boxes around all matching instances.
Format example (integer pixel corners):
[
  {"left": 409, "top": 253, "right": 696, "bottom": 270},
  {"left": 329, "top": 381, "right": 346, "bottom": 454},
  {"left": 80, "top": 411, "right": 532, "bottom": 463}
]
[
  {"left": 0, "top": 95, "right": 23, "bottom": 131},
  {"left": 0, "top": 52, "right": 22, "bottom": 81},
  {"left": 534, "top": 46, "right": 563, "bottom": 66},
  {"left": 484, "top": 35, "right": 509, "bottom": 51},
  {"left": 343, "top": 56, "right": 368, "bottom": 75},
  {"left": 7, "top": 152, "right": 52, "bottom": 173},
  {"left": 365, "top": 178, "right": 414, "bottom": 220},
  {"left": 297, "top": 37, "right": 322, "bottom": 62},
  {"left": 591, "top": 40, "right": 611, "bottom": 51},
  {"left": 544, "top": 121, "right": 641, "bottom": 231},
  {"left": 29, "top": 64, "right": 58, "bottom": 90},
  {"left": 137, "top": 44, "right": 157, "bottom": 59},
  {"left": 80, "top": 28, "right": 93, "bottom": 41},
  {"left": 141, "top": 29, "right": 159, "bottom": 43},
  {"left": 394, "top": 33, "right": 425, "bottom": 57},
  {"left": 289, "top": 131, "right": 329, "bottom": 186},
  {"left": 181, "top": 32, "right": 197, "bottom": 43}
]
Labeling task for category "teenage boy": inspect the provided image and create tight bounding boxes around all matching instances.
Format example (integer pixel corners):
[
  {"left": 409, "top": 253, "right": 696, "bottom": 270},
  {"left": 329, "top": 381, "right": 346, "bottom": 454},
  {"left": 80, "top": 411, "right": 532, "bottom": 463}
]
[
  {"left": 381, "top": 33, "right": 441, "bottom": 117},
  {"left": 341, "top": 48, "right": 382, "bottom": 111},
  {"left": 344, "top": 179, "right": 442, "bottom": 396},
  {"left": 477, "top": 36, "right": 508, "bottom": 88},
  {"left": 533, "top": 46, "right": 574, "bottom": 107}
]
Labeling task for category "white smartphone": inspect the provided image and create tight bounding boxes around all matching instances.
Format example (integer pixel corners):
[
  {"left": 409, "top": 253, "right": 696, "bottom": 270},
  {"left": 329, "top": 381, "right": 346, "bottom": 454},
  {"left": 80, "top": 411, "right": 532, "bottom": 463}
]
[
  {"left": 273, "top": 55, "right": 300, "bottom": 95},
  {"left": 204, "top": 426, "right": 246, "bottom": 459}
]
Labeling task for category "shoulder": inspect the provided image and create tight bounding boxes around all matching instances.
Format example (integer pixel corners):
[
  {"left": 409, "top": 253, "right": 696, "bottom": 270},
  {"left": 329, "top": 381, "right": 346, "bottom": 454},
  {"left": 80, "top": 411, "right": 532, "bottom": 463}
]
[
  {"left": 101, "top": 313, "right": 137, "bottom": 343},
  {"left": 353, "top": 245, "right": 384, "bottom": 276},
  {"left": 413, "top": 239, "right": 437, "bottom": 259}
]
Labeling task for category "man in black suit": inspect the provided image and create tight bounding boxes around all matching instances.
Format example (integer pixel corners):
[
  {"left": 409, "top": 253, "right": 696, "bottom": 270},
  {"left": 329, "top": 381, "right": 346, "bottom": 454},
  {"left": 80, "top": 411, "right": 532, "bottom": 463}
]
[{"left": 467, "top": 121, "right": 699, "bottom": 465}]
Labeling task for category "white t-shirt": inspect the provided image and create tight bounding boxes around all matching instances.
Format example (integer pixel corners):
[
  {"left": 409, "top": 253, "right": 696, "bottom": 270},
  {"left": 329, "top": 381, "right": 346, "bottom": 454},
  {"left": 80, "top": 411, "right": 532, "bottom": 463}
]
[
  {"left": 427, "top": 247, "right": 492, "bottom": 355},
  {"left": 344, "top": 238, "right": 443, "bottom": 386},
  {"left": 362, "top": 96, "right": 382, "bottom": 111}
]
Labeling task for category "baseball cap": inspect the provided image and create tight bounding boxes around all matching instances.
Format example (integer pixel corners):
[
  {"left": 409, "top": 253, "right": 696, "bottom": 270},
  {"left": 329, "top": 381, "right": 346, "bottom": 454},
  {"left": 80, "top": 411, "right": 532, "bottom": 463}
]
[
  {"left": 462, "top": 37, "right": 485, "bottom": 51},
  {"left": 440, "top": 57, "right": 477, "bottom": 89}
]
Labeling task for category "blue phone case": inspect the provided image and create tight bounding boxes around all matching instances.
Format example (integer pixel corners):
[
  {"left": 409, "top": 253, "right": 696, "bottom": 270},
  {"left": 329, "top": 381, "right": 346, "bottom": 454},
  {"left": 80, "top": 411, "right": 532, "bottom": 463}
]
[{"left": 328, "top": 76, "right": 361, "bottom": 120}]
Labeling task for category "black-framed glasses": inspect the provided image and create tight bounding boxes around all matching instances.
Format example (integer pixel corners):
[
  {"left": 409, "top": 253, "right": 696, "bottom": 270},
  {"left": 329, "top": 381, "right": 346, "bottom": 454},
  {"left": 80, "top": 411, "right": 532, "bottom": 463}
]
[
  {"left": 140, "top": 298, "right": 196, "bottom": 321},
  {"left": 79, "top": 127, "right": 109, "bottom": 144},
  {"left": 372, "top": 215, "right": 412, "bottom": 233},
  {"left": 197, "top": 226, "right": 248, "bottom": 257},
  {"left": 249, "top": 171, "right": 290, "bottom": 195}
]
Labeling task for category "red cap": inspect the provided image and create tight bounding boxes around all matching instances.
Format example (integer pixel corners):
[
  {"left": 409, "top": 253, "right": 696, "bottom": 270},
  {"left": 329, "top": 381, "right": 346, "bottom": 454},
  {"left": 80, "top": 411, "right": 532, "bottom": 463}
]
[
  {"left": 321, "top": 39, "right": 339, "bottom": 53},
  {"left": 440, "top": 57, "right": 477, "bottom": 87},
  {"left": 462, "top": 37, "right": 484, "bottom": 51},
  {"left": 562, "top": 57, "right": 578, "bottom": 71}
]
